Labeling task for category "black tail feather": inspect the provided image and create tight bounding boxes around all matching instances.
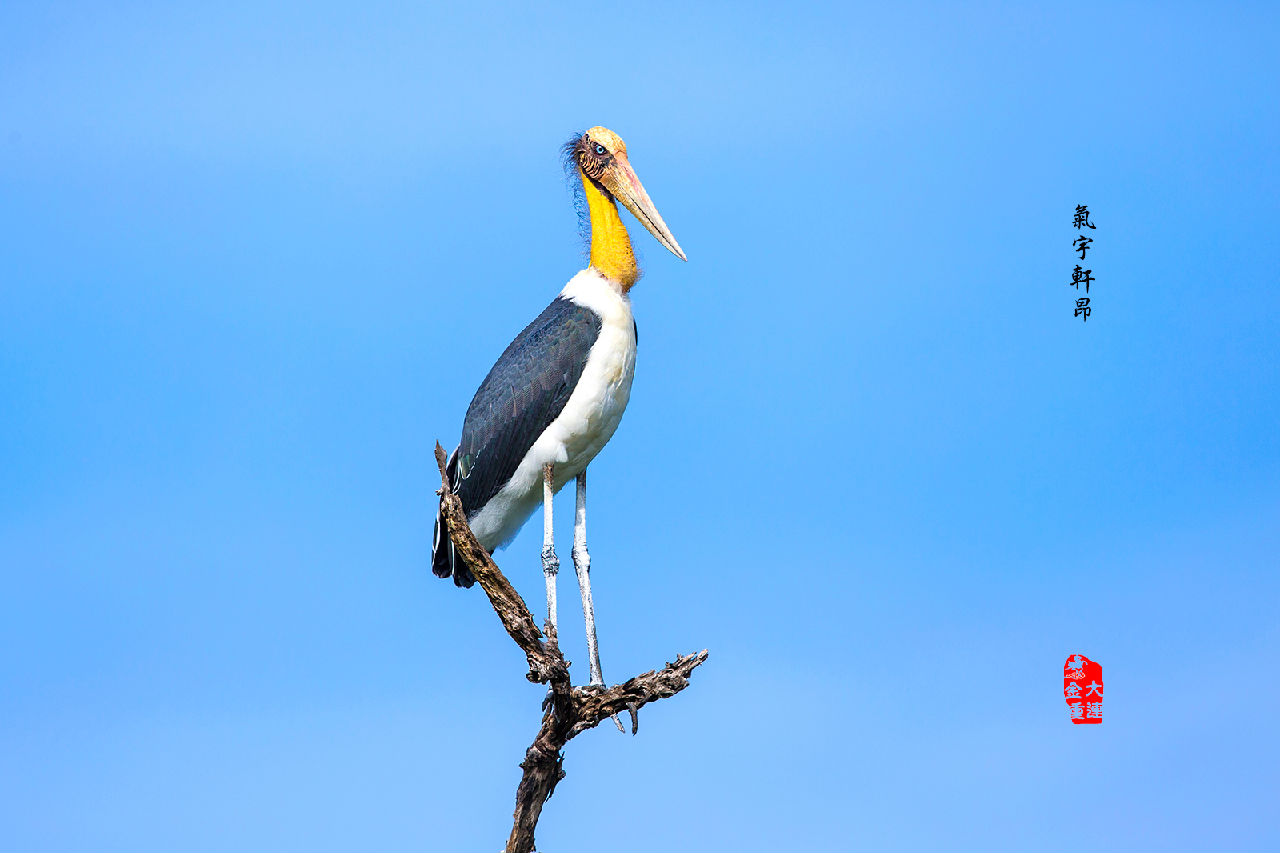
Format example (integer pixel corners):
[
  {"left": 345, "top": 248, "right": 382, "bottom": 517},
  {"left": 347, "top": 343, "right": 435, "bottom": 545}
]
[{"left": 432, "top": 448, "right": 475, "bottom": 588}]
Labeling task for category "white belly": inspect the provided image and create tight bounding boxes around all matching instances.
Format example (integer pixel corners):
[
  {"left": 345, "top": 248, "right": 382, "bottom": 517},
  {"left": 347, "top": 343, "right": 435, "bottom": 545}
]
[{"left": 468, "top": 269, "right": 637, "bottom": 550}]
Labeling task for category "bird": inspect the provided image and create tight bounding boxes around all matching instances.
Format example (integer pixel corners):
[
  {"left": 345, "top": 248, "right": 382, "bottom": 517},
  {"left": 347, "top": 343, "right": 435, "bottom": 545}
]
[{"left": 431, "top": 126, "right": 686, "bottom": 687}]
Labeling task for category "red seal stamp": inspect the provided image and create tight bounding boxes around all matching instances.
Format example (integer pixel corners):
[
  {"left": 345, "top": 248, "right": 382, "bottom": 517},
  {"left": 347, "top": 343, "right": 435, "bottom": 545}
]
[{"left": 1064, "top": 654, "right": 1103, "bottom": 724}]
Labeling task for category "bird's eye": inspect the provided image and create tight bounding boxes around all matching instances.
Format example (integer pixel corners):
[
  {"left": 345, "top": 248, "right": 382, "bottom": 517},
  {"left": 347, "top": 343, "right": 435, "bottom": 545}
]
[{"left": 594, "top": 144, "right": 606, "bottom": 155}]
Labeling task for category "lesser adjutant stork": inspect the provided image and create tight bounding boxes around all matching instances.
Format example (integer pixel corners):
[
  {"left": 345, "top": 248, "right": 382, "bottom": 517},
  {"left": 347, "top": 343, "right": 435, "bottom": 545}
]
[{"left": 432, "top": 126, "right": 685, "bottom": 687}]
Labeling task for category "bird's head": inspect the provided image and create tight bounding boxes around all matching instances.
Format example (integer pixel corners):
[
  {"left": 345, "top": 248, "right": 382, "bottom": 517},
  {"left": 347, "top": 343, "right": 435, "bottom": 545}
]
[{"left": 569, "top": 126, "right": 686, "bottom": 262}]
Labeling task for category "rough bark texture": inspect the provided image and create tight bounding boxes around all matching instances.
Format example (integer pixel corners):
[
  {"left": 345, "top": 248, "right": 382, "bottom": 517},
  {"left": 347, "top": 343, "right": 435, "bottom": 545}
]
[{"left": 434, "top": 443, "right": 708, "bottom": 853}]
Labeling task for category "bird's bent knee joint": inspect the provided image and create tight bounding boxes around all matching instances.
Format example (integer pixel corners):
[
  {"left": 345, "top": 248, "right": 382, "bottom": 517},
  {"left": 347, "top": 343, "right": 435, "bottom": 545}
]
[{"left": 541, "top": 545, "right": 559, "bottom": 575}]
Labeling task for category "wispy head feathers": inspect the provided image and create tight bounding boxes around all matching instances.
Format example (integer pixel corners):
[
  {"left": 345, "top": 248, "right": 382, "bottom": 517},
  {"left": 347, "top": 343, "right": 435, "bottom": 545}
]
[{"left": 563, "top": 131, "right": 590, "bottom": 247}]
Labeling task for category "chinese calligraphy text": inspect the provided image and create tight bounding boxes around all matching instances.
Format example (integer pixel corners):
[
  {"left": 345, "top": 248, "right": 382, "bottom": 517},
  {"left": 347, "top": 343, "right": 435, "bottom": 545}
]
[{"left": 1069, "top": 205, "right": 1097, "bottom": 321}]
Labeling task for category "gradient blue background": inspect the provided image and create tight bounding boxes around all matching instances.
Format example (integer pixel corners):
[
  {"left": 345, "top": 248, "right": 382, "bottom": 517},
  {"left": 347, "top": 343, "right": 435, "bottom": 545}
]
[{"left": 2, "top": 2, "right": 1277, "bottom": 850}]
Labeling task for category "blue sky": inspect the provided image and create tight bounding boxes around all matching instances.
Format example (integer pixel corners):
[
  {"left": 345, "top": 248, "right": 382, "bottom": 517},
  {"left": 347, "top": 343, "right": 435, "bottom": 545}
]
[{"left": 2, "top": 1, "right": 1278, "bottom": 850}]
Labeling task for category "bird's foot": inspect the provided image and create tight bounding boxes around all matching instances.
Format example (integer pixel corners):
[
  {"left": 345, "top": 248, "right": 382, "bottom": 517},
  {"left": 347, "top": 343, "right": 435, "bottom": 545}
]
[{"left": 576, "top": 682, "right": 626, "bottom": 732}]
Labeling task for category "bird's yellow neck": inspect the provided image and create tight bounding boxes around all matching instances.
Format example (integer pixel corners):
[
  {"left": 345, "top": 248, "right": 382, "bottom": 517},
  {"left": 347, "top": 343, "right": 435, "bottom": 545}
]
[{"left": 580, "top": 168, "right": 638, "bottom": 290}]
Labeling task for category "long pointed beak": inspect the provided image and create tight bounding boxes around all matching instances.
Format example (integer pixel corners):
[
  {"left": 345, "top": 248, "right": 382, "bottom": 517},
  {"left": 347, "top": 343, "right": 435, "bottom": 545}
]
[{"left": 605, "top": 154, "right": 687, "bottom": 261}]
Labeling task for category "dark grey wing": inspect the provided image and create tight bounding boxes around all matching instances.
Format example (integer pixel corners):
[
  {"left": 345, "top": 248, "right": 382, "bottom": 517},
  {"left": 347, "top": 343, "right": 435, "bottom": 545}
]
[{"left": 455, "top": 296, "right": 602, "bottom": 516}]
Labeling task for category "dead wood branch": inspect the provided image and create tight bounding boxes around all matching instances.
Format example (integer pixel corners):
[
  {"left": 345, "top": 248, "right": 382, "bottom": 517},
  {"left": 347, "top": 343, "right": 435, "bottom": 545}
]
[{"left": 434, "top": 442, "right": 708, "bottom": 853}]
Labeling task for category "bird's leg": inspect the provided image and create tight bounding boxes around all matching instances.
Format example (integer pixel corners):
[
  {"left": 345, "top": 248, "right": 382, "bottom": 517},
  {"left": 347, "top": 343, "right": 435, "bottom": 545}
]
[
  {"left": 541, "top": 462, "right": 559, "bottom": 638},
  {"left": 572, "top": 470, "right": 605, "bottom": 688}
]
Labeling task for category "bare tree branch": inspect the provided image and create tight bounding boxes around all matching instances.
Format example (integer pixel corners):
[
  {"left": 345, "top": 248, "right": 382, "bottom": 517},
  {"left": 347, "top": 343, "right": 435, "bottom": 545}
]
[{"left": 434, "top": 442, "right": 708, "bottom": 853}]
